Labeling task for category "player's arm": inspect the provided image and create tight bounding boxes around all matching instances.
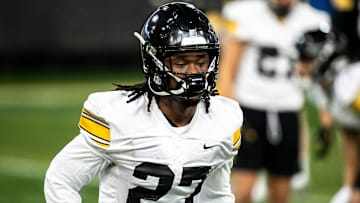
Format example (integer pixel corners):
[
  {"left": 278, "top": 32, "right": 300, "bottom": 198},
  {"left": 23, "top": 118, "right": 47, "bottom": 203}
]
[
  {"left": 44, "top": 135, "right": 111, "bottom": 203},
  {"left": 217, "top": 2, "right": 246, "bottom": 99},
  {"left": 218, "top": 37, "right": 245, "bottom": 99},
  {"left": 44, "top": 93, "right": 112, "bottom": 202},
  {"left": 297, "top": 60, "right": 316, "bottom": 78},
  {"left": 196, "top": 159, "right": 235, "bottom": 202},
  {"left": 305, "top": 81, "right": 333, "bottom": 158}
]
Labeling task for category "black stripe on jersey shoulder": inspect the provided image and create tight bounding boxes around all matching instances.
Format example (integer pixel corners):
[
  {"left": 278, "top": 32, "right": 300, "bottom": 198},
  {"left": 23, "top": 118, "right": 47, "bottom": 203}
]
[
  {"left": 89, "top": 137, "right": 109, "bottom": 148},
  {"left": 81, "top": 108, "right": 109, "bottom": 128}
]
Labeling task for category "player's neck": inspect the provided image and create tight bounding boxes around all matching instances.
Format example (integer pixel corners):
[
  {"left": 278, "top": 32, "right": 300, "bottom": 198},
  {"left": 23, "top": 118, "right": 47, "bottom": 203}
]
[{"left": 157, "top": 96, "right": 198, "bottom": 127}]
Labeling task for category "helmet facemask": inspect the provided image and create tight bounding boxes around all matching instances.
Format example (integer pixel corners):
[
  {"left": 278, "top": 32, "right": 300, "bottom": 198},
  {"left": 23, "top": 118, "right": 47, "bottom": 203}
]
[
  {"left": 135, "top": 32, "right": 218, "bottom": 101},
  {"left": 165, "top": 52, "right": 218, "bottom": 101}
]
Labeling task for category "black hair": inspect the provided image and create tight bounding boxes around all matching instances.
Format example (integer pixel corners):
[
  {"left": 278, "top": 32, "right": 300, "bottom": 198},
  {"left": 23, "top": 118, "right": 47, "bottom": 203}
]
[
  {"left": 113, "top": 82, "right": 154, "bottom": 112},
  {"left": 113, "top": 82, "right": 217, "bottom": 113}
]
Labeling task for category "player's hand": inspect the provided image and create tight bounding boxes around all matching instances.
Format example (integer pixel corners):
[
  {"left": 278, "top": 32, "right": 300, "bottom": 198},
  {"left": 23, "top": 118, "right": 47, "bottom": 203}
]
[{"left": 314, "top": 126, "right": 332, "bottom": 159}]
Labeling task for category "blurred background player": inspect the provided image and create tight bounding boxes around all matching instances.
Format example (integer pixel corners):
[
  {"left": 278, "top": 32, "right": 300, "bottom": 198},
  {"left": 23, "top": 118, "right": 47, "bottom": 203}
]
[
  {"left": 308, "top": 0, "right": 360, "bottom": 203},
  {"left": 311, "top": 40, "right": 360, "bottom": 203},
  {"left": 218, "top": 0, "right": 331, "bottom": 202},
  {"left": 331, "top": 60, "right": 360, "bottom": 203},
  {"left": 308, "top": 0, "right": 360, "bottom": 202}
]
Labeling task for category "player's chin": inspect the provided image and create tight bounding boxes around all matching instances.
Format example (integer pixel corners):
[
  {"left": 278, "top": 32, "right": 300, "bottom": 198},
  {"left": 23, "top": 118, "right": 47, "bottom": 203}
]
[{"left": 178, "top": 94, "right": 203, "bottom": 106}]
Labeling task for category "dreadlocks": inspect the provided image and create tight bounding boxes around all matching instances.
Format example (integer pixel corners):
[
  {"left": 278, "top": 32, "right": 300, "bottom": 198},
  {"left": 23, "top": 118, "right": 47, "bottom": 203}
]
[
  {"left": 113, "top": 82, "right": 154, "bottom": 112},
  {"left": 113, "top": 82, "right": 218, "bottom": 113}
]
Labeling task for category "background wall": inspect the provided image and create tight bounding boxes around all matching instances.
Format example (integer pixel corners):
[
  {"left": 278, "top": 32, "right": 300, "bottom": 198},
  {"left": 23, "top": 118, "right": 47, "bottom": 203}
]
[{"left": 0, "top": 0, "right": 156, "bottom": 71}]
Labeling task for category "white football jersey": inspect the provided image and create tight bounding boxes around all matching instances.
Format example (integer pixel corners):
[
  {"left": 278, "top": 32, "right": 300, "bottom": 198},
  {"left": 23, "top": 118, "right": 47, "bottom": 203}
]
[
  {"left": 44, "top": 90, "right": 243, "bottom": 203},
  {"left": 331, "top": 63, "right": 360, "bottom": 130},
  {"left": 222, "top": 0, "right": 330, "bottom": 111}
]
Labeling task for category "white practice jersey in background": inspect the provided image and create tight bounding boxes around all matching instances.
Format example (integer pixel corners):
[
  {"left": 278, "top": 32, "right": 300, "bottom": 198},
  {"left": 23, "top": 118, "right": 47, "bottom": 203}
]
[
  {"left": 44, "top": 90, "right": 243, "bottom": 203},
  {"left": 331, "top": 63, "right": 360, "bottom": 130},
  {"left": 223, "top": 0, "right": 330, "bottom": 111}
]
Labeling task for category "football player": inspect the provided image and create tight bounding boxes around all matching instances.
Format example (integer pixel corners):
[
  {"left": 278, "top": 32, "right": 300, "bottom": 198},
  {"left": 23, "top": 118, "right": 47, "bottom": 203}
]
[
  {"left": 218, "top": 0, "right": 331, "bottom": 202},
  {"left": 302, "top": 24, "right": 360, "bottom": 203},
  {"left": 44, "top": 2, "right": 243, "bottom": 203},
  {"left": 304, "top": 0, "right": 360, "bottom": 202},
  {"left": 330, "top": 61, "right": 360, "bottom": 203}
]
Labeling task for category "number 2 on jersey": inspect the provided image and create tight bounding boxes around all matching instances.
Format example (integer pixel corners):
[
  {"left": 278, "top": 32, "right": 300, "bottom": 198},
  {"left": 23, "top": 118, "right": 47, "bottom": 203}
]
[
  {"left": 127, "top": 162, "right": 211, "bottom": 203},
  {"left": 257, "top": 47, "right": 294, "bottom": 78}
]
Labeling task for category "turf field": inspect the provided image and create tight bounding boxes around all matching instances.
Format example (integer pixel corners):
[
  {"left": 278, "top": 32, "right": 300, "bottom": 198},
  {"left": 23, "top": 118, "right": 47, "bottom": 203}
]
[{"left": 0, "top": 70, "right": 344, "bottom": 202}]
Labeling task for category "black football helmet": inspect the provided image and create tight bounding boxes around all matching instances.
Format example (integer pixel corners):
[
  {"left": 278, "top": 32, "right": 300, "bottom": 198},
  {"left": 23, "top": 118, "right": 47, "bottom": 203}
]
[
  {"left": 295, "top": 24, "right": 334, "bottom": 61},
  {"left": 312, "top": 30, "right": 348, "bottom": 93},
  {"left": 134, "top": 2, "right": 220, "bottom": 100},
  {"left": 296, "top": 25, "right": 348, "bottom": 95}
]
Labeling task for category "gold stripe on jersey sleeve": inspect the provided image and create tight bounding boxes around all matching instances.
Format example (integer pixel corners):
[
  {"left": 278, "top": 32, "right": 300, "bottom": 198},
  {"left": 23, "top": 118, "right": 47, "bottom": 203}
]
[
  {"left": 79, "top": 108, "right": 110, "bottom": 143},
  {"left": 352, "top": 91, "right": 360, "bottom": 112},
  {"left": 232, "top": 128, "right": 241, "bottom": 152}
]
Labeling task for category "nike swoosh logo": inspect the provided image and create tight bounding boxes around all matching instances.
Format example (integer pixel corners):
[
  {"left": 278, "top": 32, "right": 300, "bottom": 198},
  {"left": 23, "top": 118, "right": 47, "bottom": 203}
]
[{"left": 203, "top": 144, "right": 219, "bottom": 149}]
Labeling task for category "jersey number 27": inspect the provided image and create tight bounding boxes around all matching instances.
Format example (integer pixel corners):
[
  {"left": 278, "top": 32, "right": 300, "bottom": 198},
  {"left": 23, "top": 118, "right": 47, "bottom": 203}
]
[{"left": 127, "top": 162, "right": 211, "bottom": 203}]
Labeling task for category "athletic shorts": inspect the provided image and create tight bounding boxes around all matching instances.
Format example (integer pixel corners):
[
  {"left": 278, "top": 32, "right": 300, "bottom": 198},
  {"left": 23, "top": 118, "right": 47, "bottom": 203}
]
[{"left": 233, "top": 106, "right": 300, "bottom": 176}]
